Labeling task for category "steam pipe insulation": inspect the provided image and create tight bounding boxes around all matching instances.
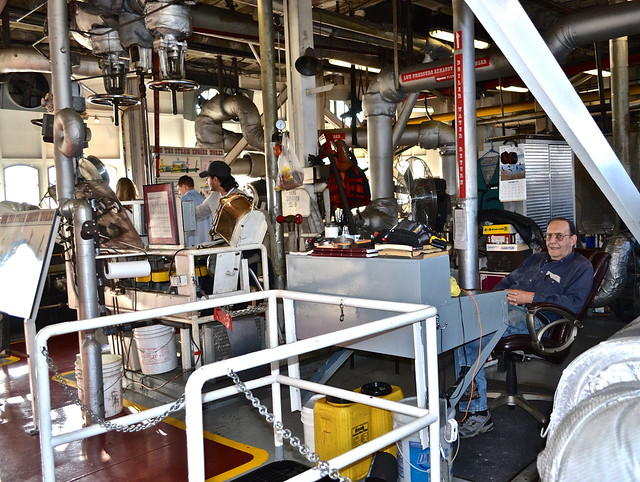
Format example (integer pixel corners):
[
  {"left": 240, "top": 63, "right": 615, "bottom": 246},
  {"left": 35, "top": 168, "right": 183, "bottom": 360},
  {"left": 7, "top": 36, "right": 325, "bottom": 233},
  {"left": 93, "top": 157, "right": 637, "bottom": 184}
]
[
  {"left": 363, "top": 68, "right": 406, "bottom": 199},
  {"left": 0, "top": 48, "right": 102, "bottom": 77},
  {"left": 592, "top": 232, "right": 638, "bottom": 308},
  {"left": 324, "top": 120, "right": 455, "bottom": 149},
  {"left": 391, "top": 1, "right": 640, "bottom": 95},
  {"left": 195, "top": 94, "right": 265, "bottom": 151}
]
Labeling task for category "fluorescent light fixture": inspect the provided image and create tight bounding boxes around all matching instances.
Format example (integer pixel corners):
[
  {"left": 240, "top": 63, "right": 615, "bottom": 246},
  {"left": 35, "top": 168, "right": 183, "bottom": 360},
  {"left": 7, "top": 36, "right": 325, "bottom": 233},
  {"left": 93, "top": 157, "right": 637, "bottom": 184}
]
[
  {"left": 583, "top": 69, "right": 611, "bottom": 77},
  {"left": 412, "top": 105, "right": 435, "bottom": 115},
  {"left": 496, "top": 85, "right": 529, "bottom": 93},
  {"left": 429, "top": 29, "right": 491, "bottom": 50},
  {"left": 328, "top": 59, "right": 381, "bottom": 73}
]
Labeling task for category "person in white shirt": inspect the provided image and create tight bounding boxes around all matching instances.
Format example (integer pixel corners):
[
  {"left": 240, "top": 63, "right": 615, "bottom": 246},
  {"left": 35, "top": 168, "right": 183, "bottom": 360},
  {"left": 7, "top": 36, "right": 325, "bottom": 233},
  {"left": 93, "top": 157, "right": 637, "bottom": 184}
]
[{"left": 196, "top": 161, "right": 239, "bottom": 232}]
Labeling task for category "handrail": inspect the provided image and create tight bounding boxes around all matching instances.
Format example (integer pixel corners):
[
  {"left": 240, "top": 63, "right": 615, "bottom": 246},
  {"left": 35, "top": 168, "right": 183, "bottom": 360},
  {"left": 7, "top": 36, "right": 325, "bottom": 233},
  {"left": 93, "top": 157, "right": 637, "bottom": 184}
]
[{"left": 35, "top": 289, "right": 440, "bottom": 482}]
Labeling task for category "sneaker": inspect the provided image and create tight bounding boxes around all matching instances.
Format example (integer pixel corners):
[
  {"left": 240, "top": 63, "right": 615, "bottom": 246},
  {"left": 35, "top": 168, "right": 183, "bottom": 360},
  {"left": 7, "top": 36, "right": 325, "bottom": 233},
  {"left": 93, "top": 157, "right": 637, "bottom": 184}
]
[
  {"left": 458, "top": 412, "right": 494, "bottom": 439},
  {"left": 483, "top": 355, "right": 498, "bottom": 368}
]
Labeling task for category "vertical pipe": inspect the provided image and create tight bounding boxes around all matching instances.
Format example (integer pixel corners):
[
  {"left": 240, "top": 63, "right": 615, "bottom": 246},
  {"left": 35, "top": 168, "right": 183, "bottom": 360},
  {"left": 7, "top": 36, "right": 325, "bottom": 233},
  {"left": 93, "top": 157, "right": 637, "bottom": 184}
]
[
  {"left": 609, "top": 0, "right": 630, "bottom": 175},
  {"left": 392, "top": 91, "right": 420, "bottom": 149},
  {"left": 453, "top": 0, "right": 479, "bottom": 290},
  {"left": 47, "top": 0, "right": 74, "bottom": 205},
  {"left": 364, "top": 91, "right": 397, "bottom": 199},
  {"left": 593, "top": 42, "right": 608, "bottom": 131},
  {"left": 258, "top": 0, "right": 285, "bottom": 289},
  {"left": 49, "top": 0, "right": 103, "bottom": 424},
  {"left": 73, "top": 202, "right": 104, "bottom": 423},
  {"left": 122, "top": 76, "right": 149, "bottom": 189}
]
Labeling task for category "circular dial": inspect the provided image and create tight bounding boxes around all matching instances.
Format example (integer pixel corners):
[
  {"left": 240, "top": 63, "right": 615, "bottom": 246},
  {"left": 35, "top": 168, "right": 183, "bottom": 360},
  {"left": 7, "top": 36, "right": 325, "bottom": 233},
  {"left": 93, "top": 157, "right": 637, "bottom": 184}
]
[{"left": 275, "top": 119, "right": 286, "bottom": 130}]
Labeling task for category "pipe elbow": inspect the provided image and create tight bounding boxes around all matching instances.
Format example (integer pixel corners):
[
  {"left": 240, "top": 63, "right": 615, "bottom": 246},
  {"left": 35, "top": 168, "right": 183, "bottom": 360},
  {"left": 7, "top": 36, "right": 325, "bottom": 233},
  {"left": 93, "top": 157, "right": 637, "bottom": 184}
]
[{"left": 54, "top": 108, "right": 87, "bottom": 159}]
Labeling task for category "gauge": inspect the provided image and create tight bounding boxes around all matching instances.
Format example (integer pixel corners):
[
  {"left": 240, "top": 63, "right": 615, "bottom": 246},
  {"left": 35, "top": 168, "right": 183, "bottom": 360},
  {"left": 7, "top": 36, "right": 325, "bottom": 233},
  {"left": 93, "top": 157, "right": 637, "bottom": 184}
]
[{"left": 275, "top": 119, "right": 286, "bottom": 130}]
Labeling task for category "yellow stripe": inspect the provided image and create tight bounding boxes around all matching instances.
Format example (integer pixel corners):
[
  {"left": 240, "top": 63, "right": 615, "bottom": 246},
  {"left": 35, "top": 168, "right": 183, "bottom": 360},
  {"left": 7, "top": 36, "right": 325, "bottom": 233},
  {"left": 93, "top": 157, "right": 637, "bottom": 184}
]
[{"left": 123, "top": 400, "right": 269, "bottom": 481}]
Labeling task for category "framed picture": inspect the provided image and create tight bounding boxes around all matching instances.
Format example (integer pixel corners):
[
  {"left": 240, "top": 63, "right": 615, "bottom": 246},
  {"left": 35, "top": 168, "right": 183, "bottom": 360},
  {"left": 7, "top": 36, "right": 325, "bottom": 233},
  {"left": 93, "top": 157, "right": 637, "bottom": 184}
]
[{"left": 143, "top": 183, "right": 179, "bottom": 245}]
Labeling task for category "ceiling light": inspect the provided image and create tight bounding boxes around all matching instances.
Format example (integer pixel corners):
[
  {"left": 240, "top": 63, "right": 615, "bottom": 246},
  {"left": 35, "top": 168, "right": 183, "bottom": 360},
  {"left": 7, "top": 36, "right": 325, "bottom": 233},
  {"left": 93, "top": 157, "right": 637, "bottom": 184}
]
[
  {"left": 583, "top": 69, "right": 611, "bottom": 77},
  {"left": 496, "top": 85, "right": 529, "bottom": 93},
  {"left": 429, "top": 29, "right": 491, "bottom": 50},
  {"left": 328, "top": 59, "right": 381, "bottom": 73}
]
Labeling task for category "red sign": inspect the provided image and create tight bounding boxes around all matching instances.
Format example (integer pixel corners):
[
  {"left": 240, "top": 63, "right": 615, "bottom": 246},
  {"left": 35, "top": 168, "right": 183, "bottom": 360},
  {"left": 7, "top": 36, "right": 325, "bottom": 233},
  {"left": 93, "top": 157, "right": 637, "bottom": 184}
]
[
  {"left": 455, "top": 51, "right": 466, "bottom": 199},
  {"left": 400, "top": 57, "right": 491, "bottom": 84}
]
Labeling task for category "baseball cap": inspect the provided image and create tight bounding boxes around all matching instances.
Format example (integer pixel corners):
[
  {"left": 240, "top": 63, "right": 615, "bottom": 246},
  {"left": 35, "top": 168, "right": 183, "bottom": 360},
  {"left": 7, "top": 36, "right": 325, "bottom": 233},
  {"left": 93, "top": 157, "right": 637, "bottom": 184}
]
[{"left": 199, "top": 161, "right": 231, "bottom": 178}]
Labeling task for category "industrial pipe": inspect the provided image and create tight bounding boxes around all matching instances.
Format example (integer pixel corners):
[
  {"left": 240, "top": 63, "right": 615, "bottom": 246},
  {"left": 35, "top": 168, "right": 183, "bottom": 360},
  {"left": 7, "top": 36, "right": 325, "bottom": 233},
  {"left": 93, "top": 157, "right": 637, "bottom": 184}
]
[
  {"left": 0, "top": 48, "right": 102, "bottom": 77},
  {"left": 258, "top": 0, "right": 285, "bottom": 289}
]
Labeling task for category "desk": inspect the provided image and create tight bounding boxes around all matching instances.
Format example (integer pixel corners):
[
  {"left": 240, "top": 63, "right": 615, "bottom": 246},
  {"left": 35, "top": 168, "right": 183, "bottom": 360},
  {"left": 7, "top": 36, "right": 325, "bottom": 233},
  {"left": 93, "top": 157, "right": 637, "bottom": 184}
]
[{"left": 287, "top": 254, "right": 508, "bottom": 406}]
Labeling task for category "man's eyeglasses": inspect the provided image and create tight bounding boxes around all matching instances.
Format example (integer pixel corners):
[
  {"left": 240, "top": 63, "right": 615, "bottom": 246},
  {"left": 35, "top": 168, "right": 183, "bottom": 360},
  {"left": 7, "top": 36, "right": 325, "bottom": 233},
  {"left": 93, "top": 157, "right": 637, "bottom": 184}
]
[{"left": 545, "top": 233, "right": 572, "bottom": 241}]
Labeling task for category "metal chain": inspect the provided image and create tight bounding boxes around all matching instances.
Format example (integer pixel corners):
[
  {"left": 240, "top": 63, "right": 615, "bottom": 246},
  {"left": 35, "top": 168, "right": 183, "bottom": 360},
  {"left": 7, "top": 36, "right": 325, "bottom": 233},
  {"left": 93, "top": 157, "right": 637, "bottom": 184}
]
[
  {"left": 42, "top": 347, "right": 185, "bottom": 432},
  {"left": 339, "top": 299, "right": 345, "bottom": 322},
  {"left": 227, "top": 302, "right": 268, "bottom": 318},
  {"left": 227, "top": 369, "right": 351, "bottom": 482}
]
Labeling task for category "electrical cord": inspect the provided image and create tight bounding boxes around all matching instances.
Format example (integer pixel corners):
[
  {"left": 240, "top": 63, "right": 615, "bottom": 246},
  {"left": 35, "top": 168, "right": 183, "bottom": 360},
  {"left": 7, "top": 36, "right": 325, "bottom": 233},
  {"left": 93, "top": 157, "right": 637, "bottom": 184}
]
[{"left": 456, "top": 289, "right": 483, "bottom": 424}]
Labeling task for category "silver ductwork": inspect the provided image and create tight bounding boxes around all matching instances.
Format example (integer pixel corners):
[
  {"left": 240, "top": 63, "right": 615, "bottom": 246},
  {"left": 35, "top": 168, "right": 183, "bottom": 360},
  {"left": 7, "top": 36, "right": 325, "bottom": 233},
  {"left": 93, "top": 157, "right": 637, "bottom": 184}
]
[
  {"left": 194, "top": 94, "right": 266, "bottom": 178},
  {"left": 545, "top": 1, "right": 640, "bottom": 62},
  {"left": 392, "top": 1, "right": 640, "bottom": 94},
  {"left": 196, "top": 94, "right": 265, "bottom": 151},
  {"left": 0, "top": 48, "right": 102, "bottom": 77},
  {"left": 363, "top": 1, "right": 640, "bottom": 202},
  {"left": 592, "top": 232, "right": 638, "bottom": 307}
]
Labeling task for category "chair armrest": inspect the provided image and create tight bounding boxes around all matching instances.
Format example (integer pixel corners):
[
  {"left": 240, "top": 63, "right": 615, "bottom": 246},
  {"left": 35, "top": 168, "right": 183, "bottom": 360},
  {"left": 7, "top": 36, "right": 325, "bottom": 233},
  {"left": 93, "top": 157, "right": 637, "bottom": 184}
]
[{"left": 526, "top": 302, "right": 580, "bottom": 355}]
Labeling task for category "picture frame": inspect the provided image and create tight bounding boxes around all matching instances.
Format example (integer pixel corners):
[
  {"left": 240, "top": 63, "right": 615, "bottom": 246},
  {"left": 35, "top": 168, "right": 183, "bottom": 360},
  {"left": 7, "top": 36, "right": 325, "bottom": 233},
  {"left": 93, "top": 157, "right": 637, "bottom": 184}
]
[{"left": 143, "top": 183, "right": 179, "bottom": 245}]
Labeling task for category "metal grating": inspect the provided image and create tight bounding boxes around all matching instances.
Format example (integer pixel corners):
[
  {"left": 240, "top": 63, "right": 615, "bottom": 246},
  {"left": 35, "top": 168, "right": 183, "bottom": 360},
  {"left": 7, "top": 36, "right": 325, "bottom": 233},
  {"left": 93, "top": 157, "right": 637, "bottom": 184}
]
[{"left": 522, "top": 140, "right": 575, "bottom": 232}]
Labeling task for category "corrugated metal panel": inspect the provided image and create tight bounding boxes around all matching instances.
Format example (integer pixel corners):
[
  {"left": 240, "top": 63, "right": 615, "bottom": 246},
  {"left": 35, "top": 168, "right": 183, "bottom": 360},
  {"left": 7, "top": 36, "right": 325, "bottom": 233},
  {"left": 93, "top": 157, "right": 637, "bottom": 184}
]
[{"left": 522, "top": 140, "right": 575, "bottom": 231}]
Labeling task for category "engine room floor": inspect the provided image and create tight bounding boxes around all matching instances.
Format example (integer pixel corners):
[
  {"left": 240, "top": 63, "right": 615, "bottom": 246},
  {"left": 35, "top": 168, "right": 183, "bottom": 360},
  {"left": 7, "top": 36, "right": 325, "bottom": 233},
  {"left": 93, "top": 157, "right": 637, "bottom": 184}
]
[{"left": 0, "top": 309, "right": 628, "bottom": 481}]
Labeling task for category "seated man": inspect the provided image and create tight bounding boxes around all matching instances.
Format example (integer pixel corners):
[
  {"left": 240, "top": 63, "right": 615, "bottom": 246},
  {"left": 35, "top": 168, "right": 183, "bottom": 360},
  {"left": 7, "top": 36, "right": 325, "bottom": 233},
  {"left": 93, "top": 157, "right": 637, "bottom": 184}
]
[{"left": 455, "top": 217, "right": 594, "bottom": 438}]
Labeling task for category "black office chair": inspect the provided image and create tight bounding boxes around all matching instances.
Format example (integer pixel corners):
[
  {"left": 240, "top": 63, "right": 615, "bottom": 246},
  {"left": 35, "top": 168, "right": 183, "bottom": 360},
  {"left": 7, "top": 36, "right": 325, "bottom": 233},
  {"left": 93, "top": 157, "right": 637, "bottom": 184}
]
[{"left": 487, "top": 248, "right": 611, "bottom": 424}]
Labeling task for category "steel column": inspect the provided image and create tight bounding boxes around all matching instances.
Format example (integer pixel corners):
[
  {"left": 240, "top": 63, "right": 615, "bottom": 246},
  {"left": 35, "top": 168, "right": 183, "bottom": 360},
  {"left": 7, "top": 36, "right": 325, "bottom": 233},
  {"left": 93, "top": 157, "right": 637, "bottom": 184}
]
[{"left": 453, "top": 0, "right": 479, "bottom": 290}]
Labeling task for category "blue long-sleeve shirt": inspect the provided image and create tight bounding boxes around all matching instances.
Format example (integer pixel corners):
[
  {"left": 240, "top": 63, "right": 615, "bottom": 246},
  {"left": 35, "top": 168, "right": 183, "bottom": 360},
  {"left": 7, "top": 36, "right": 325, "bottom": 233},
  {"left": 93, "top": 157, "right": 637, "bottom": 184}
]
[{"left": 494, "top": 250, "right": 594, "bottom": 314}]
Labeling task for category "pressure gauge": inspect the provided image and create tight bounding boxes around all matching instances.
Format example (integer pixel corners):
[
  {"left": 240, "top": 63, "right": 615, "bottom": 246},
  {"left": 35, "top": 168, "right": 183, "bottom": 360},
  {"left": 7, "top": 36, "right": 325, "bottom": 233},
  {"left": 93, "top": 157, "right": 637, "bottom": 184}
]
[{"left": 275, "top": 119, "right": 286, "bottom": 131}]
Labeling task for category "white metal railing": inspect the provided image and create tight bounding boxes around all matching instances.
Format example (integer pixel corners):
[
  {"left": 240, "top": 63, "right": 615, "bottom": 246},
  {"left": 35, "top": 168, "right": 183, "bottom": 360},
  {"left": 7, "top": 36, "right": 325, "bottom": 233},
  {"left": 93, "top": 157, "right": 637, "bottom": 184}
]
[
  {"left": 35, "top": 289, "right": 440, "bottom": 482},
  {"left": 184, "top": 290, "right": 440, "bottom": 482}
]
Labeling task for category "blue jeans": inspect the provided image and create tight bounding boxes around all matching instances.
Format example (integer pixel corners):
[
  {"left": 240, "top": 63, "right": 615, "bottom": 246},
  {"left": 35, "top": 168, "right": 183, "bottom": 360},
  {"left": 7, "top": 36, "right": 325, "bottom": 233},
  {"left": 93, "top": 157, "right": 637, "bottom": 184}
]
[{"left": 454, "top": 305, "right": 544, "bottom": 412}]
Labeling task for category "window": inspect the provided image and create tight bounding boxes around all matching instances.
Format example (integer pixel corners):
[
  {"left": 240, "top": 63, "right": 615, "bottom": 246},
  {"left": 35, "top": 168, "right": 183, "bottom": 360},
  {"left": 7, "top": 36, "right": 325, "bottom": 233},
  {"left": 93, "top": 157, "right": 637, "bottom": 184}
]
[{"left": 4, "top": 165, "right": 40, "bottom": 206}]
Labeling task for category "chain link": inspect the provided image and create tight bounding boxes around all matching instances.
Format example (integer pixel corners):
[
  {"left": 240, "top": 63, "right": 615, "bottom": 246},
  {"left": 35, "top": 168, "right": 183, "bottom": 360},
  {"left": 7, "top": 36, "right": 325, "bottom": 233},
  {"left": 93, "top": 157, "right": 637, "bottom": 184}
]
[
  {"left": 227, "top": 369, "right": 351, "bottom": 482},
  {"left": 339, "top": 299, "right": 345, "bottom": 322},
  {"left": 42, "top": 347, "right": 185, "bottom": 433},
  {"left": 227, "top": 302, "right": 268, "bottom": 318}
]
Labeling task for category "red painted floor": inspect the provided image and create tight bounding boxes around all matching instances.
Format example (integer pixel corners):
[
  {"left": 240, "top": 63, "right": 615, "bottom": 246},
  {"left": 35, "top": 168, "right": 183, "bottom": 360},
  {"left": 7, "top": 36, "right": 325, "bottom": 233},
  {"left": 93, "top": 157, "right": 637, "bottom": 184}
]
[{"left": 0, "top": 334, "right": 266, "bottom": 481}]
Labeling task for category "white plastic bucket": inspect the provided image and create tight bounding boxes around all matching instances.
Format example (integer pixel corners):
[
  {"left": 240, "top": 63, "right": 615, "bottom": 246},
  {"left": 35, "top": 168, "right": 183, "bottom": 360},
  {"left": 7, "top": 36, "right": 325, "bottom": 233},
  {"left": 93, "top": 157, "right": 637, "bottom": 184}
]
[
  {"left": 300, "top": 394, "right": 324, "bottom": 451},
  {"left": 75, "top": 353, "right": 123, "bottom": 418},
  {"left": 392, "top": 397, "right": 455, "bottom": 482},
  {"left": 133, "top": 324, "right": 178, "bottom": 375}
]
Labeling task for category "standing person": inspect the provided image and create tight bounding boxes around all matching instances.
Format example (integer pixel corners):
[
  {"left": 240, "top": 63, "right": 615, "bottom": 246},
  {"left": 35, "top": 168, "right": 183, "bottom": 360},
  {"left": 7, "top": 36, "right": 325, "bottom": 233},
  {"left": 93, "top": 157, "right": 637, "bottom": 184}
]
[
  {"left": 196, "top": 161, "right": 240, "bottom": 235},
  {"left": 454, "top": 217, "right": 594, "bottom": 438},
  {"left": 115, "top": 177, "right": 139, "bottom": 202},
  {"left": 177, "top": 175, "right": 211, "bottom": 246}
]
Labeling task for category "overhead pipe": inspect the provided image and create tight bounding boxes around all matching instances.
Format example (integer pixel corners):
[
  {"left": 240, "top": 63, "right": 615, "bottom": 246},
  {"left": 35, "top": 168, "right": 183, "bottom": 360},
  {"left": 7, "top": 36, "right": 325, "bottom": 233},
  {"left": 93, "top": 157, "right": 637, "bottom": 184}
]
[
  {"left": 190, "top": 2, "right": 452, "bottom": 65},
  {"left": 196, "top": 94, "right": 264, "bottom": 150},
  {"left": 359, "top": 1, "right": 640, "bottom": 283},
  {"left": 0, "top": 47, "right": 102, "bottom": 77},
  {"left": 390, "top": 1, "right": 640, "bottom": 95}
]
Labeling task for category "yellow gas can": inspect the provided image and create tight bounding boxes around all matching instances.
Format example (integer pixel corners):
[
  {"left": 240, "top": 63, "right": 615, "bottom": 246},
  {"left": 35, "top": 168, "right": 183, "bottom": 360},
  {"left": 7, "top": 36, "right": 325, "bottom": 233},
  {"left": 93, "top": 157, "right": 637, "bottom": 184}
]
[
  {"left": 314, "top": 395, "right": 371, "bottom": 481},
  {"left": 357, "top": 382, "right": 404, "bottom": 456}
]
